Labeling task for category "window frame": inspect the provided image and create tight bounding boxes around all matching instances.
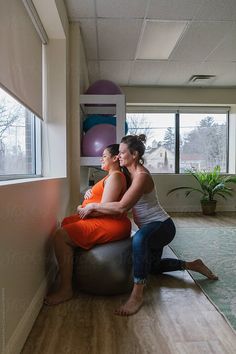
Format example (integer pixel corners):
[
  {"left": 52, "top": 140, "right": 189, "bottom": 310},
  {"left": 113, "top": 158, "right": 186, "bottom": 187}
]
[
  {"left": 126, "top": 106, "right": 230, "bottom": 174},
  {"left": 0, "top": 111, "right": 42, "bottom": 182}
]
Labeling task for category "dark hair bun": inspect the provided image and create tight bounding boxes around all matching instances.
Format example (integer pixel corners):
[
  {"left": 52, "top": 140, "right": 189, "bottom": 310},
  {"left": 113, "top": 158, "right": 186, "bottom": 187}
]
[{"left": 138, "top": 134, "right": 147, "bottom": 144}]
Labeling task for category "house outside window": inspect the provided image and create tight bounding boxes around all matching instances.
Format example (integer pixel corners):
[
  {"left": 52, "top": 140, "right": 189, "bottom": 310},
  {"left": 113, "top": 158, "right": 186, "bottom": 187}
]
[{"left": 126, "top": 112, "right": 175, "bottom": 173}]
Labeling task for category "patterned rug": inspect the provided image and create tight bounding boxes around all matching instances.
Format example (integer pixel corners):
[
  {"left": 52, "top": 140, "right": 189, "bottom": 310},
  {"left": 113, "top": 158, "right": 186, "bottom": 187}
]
[{"left": 170, "top": 227, "right": 236, "bottom": 330}]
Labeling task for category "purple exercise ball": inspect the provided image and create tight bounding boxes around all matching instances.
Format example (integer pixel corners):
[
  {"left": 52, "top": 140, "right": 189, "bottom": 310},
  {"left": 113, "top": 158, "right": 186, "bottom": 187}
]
[
  {"left": 82, "top": 124, "right": 116, "bottom": 157},
  {"left": 86, "top": 80, "right": 122, "bottom": 95}
]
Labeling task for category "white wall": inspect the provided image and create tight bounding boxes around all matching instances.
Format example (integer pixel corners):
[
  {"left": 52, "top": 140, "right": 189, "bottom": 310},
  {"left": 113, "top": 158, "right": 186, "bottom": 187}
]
[
  {"left": 69, "top": 23, "right": 89, "bottom": 212},
  {"left": 154, "top": 174, "right": 236, "bottom": 212},
  {"left": 42, "top": 39, "right": 67, "bottom": 177},
  {"left": 0, "top": 178, "right": 69, "bottom": 353},
  {"left": 122, "top": 86, "right": 236, "bottom": 105},
  {"left": 229, "top": 105, "right": 236, "bottom": 174}
]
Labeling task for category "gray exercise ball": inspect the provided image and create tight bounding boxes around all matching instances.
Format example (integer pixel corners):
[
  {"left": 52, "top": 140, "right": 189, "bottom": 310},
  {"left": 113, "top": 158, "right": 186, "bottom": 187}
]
[{"left": 73, "top": 238, "right": 133, "bottom": 295}]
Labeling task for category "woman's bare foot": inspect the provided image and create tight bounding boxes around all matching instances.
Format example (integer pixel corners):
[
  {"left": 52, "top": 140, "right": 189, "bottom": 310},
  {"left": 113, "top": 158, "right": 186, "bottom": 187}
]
[
  {"left": 115, "top": 295, "right": 143, "bottom": 316},
  {"left": 44, "top": 288, "right": 73, "bottom": 306},
  {"left": 185, "top": 259, "right": 218, "bottom": 280},
  {"left": 115, "top": 284, "right": 145, "bottom": 316}
]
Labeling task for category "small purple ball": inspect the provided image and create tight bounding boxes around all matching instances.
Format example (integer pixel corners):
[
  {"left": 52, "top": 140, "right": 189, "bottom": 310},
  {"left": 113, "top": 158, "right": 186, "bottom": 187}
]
[{"left": 86, "top": 80, "right": 122, "bottom": 95}]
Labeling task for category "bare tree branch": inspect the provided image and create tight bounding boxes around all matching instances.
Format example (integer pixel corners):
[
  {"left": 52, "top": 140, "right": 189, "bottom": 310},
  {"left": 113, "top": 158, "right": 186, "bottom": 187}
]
[
  {"left": 0, "top": 99, "right": 23, "bottom": 140},
  {"left": 126, "top": 113, "right": 154, "bottom": 140}
]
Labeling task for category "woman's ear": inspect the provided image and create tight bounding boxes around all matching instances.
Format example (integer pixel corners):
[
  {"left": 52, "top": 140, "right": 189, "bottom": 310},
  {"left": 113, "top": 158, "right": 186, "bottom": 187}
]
[
  {"left": 132, "top": 151, "right": 139, "bottom": 160},
  {"left": 113, "top": 155, "right": 119, "bottom": 162}
]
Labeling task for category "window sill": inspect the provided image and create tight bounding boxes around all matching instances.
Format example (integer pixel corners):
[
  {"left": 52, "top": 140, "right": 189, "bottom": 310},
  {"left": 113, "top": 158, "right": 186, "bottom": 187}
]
[{"left": 0, "top": 176, "right": 67, "bottom": 187}]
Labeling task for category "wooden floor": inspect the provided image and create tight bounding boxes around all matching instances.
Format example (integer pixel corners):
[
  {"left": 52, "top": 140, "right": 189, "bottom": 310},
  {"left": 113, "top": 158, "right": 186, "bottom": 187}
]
[{"left": 22, "top": 213, "right": 236, "bottom": 354}]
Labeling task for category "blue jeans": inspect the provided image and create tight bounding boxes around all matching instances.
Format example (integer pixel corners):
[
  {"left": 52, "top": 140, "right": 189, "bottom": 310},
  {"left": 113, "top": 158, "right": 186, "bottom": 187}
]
[{"left": 133, "top": 218, "right": 185, "bottom": 284}]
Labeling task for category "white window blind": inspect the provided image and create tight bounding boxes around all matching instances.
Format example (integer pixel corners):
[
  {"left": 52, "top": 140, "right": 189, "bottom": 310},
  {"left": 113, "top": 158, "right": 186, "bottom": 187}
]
[
  {"left": 0, "top": 0, "right": 43, "bottom": 118},
  {"left": 127, "top": 105, "right": 230, "bottom": 114}
]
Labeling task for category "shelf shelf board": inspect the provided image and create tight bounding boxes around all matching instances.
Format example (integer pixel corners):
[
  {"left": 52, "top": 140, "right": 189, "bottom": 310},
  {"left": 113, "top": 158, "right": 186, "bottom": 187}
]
[{"left": 80, "top": 157, "right": 101, "bottom": 166}]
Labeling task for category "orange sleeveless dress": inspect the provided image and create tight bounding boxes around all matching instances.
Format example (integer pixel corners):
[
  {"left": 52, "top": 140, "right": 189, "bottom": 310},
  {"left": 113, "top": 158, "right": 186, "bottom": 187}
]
[{"left": 61, "top": 172, "right": 131, "bottom": 249}]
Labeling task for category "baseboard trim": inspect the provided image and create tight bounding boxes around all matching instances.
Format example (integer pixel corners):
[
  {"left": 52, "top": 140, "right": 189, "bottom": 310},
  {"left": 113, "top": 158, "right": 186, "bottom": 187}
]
[{"left": 4, "top": 272, "right": 51, "bottom": 354}]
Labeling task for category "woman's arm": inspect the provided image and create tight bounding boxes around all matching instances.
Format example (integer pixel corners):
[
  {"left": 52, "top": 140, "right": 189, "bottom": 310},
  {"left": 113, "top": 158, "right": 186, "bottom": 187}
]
[
  {"left": 100, "top": 172, "right": 126, "bottom": 203},
  {"left": 78, "top": 173, "right": 149, "bottom": 219}
]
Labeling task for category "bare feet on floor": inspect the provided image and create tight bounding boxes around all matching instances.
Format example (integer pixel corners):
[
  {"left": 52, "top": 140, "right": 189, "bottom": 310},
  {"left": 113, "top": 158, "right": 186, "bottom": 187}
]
[
  {"left": 186, "top": 259, "right": 218, "bottom": 280},
  {"left": 114, "top": 295, "right": 143, "bottom": 316},
  {"left": 44, "top": 288, "right": 73, "bottom": 306}
]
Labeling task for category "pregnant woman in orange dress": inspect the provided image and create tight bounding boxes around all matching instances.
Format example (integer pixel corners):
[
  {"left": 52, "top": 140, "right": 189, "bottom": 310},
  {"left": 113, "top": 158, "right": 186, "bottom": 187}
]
[{"left": 45, "top": 144, "right": 131, "bottom": 305}]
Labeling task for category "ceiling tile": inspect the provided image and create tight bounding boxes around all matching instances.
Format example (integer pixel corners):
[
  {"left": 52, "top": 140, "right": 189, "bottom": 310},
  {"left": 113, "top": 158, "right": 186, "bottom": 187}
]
[
  {"left": 97, "top": 19, "right": 143, "bottom": 60},
  {"left": 147, "top": 0, "right": 204, "bottom": 20},
  {"left": 64, "top": 0, "right": 95, "bottom": 19},
  {"left": 170, "top": 21, "right": 233, "bottom": 62},
  {"left": 129, "top": 61, "right": 168, "bottom": 85},
  {"left": 96, "top": 0, "right": 147, "bottom": 18},
  {"left": 157, "top": 61, "right": 202, "bottom": 86},
  {"left": 88, "top": 61, "right": 100, "bottom": 83},
  {"left": 207, "top": 25, "right": 236, "bottom": 62},
  {"left": 79, "top": 19, "right": 98, "bottom": 60},
  {"left": 198, "top": 62, "right": 236, "bottom": 86},
  {"left": 199, "top": 61, "right": 236, "bottom": 75},
  {"left": 194, "top": 0, "right": 236, "bottom": 21},
  {"left": 100, "top": 61, "right": 132, "bottom": 85}
]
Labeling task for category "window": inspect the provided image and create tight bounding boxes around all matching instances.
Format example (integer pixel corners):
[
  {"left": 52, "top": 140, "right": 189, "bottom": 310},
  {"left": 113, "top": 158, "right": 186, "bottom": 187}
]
[
  {"left": 0, "top": 87, "right": 42, "bottom": 180},
  {"left": 180, "top": 113, "right": 228, "bottom": 173},
  {"left": 126, "top": 108, "right": 229, "bottom": 174}
]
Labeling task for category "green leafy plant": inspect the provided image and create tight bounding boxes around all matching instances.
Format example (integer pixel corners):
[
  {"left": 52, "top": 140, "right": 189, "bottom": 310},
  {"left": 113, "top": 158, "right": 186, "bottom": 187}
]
[{"left": 167, "top": 166, "right": 236, "bottom": 202}]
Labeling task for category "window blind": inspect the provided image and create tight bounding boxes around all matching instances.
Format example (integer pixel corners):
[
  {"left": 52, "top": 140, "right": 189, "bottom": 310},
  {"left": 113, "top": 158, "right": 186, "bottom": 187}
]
[
  {"left": 126, "top": 105, "right": 230, "bottom": 114},
  {"left": 0, "top": 0, "right": 43, "bottom": 118}
]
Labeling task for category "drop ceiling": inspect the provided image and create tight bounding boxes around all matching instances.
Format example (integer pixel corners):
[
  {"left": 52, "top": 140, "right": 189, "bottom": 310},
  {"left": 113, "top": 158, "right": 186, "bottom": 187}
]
[{"left": 64, "top": 0, "right": 236, "bottom": 87}]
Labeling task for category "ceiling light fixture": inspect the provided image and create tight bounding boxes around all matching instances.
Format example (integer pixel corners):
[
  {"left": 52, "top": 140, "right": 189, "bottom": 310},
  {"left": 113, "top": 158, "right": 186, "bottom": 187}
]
[{"left": 136, "top": 20, "right": 188, "bottom": 60}]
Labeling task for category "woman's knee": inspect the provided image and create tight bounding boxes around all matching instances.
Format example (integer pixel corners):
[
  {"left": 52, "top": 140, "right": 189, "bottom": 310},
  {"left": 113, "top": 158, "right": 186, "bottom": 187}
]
[
  {"left": 53, "top": 227, "right": 73, "bottom": 245},
  {"left": 162, "top": 219, "right": 176, "bottom": 243},
  {"left": 133, "top": 223, "right": 159, "bottom": 246},
  {"left": 132, "top": 230, "right": 148, "bottom": 251}
]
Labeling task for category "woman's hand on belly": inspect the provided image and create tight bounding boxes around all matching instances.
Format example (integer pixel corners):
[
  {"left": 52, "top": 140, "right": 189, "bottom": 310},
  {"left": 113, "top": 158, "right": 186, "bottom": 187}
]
[{"left": 77, "top": 203, "right": 98, "bottom": 219}]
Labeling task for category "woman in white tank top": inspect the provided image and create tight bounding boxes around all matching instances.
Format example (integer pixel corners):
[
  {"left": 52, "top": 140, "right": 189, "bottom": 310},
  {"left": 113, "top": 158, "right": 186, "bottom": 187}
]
[{"left": 78, "top": 135, "right": 218, "bottom": 316}]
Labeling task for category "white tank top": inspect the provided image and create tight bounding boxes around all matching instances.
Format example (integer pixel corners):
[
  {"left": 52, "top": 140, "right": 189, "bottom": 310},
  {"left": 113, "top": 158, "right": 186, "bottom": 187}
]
[{"left": 132, "top": 173, "right": 169, "bottom": 228}]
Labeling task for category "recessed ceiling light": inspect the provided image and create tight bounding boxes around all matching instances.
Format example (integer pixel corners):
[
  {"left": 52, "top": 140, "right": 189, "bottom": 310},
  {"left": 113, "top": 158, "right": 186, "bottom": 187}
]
[{"left": 136, "top": 20, "right": 188, "bottom": 60}]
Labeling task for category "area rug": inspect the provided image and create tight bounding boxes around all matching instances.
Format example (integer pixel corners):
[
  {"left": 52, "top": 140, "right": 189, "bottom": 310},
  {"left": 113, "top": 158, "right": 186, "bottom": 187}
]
[{"left": 170, "top": 227, "right": 236, "bottom": 330}]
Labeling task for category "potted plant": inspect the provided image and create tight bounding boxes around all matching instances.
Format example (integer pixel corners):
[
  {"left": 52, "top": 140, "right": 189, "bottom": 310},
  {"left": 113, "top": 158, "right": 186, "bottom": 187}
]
[{"left": 167, "top": 166, "right": 236, "bottom": 215}]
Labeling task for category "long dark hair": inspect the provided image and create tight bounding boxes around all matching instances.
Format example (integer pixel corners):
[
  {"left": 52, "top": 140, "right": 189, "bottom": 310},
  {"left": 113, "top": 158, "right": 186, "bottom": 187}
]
[
  {"left": 121, "top": 134, "right": 146, "bottom": 165},
  {"left": 106, "top": 144, "right": 131, "bottom": 187},
  {"left": 106, "top": 144, "right": 120, "bottom": 156}
]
